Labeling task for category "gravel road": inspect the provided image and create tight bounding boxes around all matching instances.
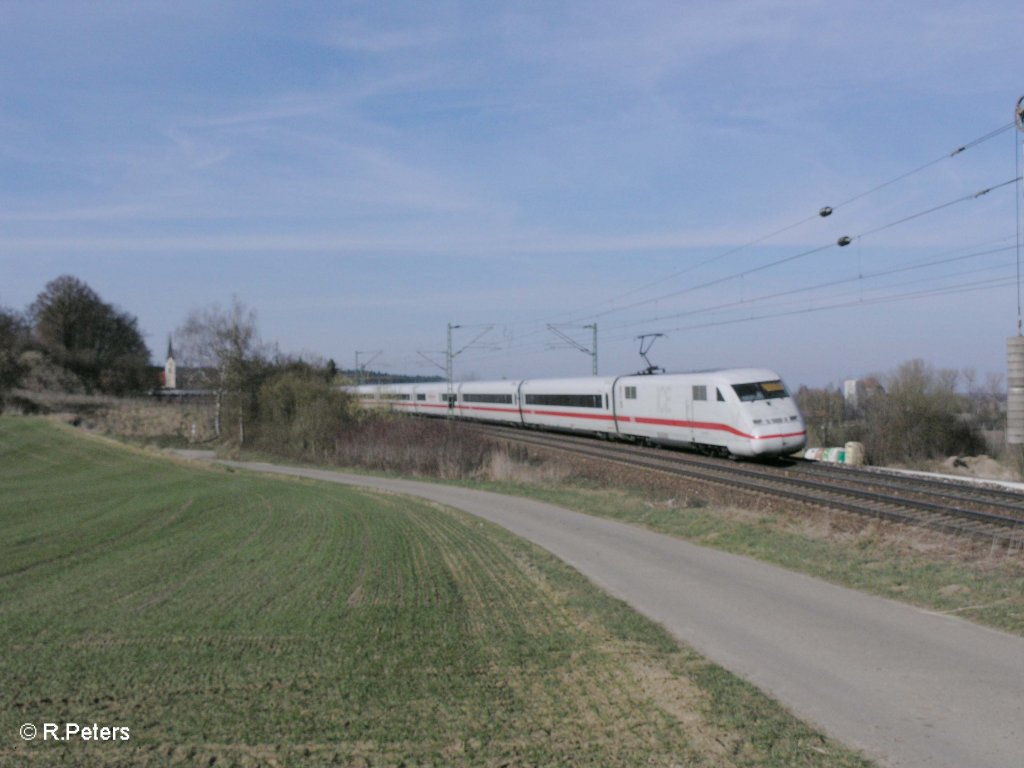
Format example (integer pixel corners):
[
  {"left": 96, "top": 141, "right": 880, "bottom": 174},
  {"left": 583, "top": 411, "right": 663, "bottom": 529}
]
[{"left": 200, "top": 457, "right": 1024, "bottom": 768}]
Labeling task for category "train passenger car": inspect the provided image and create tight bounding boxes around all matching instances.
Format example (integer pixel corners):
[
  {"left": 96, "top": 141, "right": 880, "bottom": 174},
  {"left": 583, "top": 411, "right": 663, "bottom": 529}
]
[
  {"left": 352, "top": 382, "right": 416, "bottom": 413},
  {"left": 613, "top": 369, "right": 804, "bottom": 458},
  {"left": 518, "top": 377, "right": 618, "bottom": 435},
  {"left": 408, "top": 382, "right": 451, "bottom": 416},
  {"left": 456, "top": 380, "right": 522, "bottom": 424},
  {"left": 352, "top": 383, "right": 381, "bottom": 404},
  {"left": 353, "top": 382, "right": 454, "bottom": 416}
]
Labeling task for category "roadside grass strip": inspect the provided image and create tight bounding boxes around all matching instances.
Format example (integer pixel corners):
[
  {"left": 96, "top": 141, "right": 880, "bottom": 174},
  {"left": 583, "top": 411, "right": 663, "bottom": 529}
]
[
  {"left": 1, "top": 419, "right": 872, "bottom": 767},
  {"left": 471, "top": 479, "right": 1024, "bottom": 637}
]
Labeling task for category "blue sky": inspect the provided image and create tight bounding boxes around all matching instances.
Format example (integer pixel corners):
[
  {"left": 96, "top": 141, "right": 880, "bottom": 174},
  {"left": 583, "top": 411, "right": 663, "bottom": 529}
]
[{"left": 2, "top": 1, "right": 1023, "bottom": 388}]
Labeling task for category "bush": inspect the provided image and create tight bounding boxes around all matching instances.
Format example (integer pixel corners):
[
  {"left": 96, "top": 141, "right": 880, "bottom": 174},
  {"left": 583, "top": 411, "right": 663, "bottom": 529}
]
[
  {"left": 254, "top": 371, "right": 355, "bottom": 460},
  {"left": 330, "top": 413, "right": 498, "bottom": 479}
]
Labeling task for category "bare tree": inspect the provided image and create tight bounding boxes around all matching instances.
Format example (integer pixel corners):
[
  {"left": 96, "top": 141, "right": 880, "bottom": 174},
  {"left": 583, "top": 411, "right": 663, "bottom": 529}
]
[
  {"left": 794, "top": 384, "right": 846, "bottom": 446},
  {"left": 862, "top": 359, "right": 983, "bottom": 463},
  {"left": 175, "top": 299, "right": 266, "bottom": 442}
]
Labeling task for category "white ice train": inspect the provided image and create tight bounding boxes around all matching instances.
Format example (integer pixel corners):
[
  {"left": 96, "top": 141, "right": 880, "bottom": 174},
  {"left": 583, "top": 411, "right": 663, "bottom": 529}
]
[{"left": 351, "top": 368, "right": 807, "bottom": 459}]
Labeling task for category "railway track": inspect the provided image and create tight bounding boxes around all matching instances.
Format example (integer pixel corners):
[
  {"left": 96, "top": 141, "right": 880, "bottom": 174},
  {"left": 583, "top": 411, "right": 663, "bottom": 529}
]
[{"left": 469, "top": 424, "right": 1024, "bottom": 545}]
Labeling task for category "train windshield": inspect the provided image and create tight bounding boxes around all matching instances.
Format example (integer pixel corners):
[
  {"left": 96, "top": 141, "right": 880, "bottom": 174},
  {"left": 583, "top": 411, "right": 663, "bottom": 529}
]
[{"left": 732, "top": 380, "right": 789, "bottom": 402}]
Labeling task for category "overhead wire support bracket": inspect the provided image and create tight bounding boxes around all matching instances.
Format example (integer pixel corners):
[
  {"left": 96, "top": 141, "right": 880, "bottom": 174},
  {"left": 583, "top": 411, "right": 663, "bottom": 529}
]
[
  {"left": 354, "top": 350, "right": 382, "bottom": 385},
  {"left": 546, "top": 323, "right": 598, "bottom": 374},
  {"left": 416, "top": 350, "right": 447, "bottom": 375}
]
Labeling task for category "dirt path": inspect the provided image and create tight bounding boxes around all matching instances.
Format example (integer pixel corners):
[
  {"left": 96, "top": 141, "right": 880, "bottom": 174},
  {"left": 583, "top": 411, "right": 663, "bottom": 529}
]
[{"left": 194, "top": 456, "right": 1024, "bottom": 768}]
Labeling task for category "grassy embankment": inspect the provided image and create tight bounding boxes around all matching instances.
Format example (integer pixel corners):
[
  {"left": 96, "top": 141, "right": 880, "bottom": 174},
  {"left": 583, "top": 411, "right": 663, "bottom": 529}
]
[
  {"left": 0, "top": 418, "right": 872, "bottom": 767},
  {"left": 466, "top": 477, "right": 1024, "bottom": 637}
]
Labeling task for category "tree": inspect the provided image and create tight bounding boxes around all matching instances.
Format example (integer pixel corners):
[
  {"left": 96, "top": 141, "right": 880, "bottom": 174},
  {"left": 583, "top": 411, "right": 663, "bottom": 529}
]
[
  {"left": 175, "top": 299, "right": 267, "bottom": 442},
  {"left": 861, "top": 359, "right": 985, "bottom": 463},
  {"left": 795, "top": 384, "right": 846, "bottom": 446},
  {"left": 0, "top": 306, "right": 30, "bottom": 404},
  {"left": 29, "top": 275, "right": 152, "bottom": 394}
]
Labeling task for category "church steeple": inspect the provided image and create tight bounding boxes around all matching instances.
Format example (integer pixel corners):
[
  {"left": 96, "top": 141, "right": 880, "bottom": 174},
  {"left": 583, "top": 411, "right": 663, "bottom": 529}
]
[{"left": 163, "top": 335, "right": 177, "bottom": 389}]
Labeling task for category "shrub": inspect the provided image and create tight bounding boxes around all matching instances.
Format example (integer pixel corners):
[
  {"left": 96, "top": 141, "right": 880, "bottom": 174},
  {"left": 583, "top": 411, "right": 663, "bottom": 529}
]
[
  {"left": 330, "top": 413, "right": 498, "bottom": 479},
  {"left": 254, "top": 371, "right": 355, "bottom": 460}
]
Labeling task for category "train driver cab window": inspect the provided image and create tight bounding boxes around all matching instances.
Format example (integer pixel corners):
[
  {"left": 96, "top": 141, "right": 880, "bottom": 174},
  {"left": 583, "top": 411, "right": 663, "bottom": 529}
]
[
  {"left": 692, "top": 385, "right": 707, "bottom": 401},
  {"left": 717, "top": 388, "right": 725, "bottom": 402},
  {"left": 732, "top": 380, "right": 790, "bottom": 402}
]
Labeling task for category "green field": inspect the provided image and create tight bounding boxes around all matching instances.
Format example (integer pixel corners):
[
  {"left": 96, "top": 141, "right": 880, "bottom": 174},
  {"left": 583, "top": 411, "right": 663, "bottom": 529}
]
[{"left": 1, "top": 419, "right": 872, "bottom": 767}]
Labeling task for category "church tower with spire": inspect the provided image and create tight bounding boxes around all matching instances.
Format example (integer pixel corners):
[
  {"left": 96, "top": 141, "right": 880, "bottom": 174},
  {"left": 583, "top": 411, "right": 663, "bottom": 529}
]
[{"left": 163, "top": 336, "right": 177, "bottom": 389}]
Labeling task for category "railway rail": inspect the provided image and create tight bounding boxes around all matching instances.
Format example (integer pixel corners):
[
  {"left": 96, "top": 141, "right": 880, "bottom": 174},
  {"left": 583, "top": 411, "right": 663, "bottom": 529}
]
[{"left": 469, "top": 423, "right": 1024, "bottom": 545}]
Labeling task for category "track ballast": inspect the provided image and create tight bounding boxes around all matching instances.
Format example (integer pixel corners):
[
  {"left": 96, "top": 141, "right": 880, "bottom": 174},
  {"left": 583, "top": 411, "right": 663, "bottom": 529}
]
[{"left": 470, "top": 423, "right": 1024, "bottom": 545}]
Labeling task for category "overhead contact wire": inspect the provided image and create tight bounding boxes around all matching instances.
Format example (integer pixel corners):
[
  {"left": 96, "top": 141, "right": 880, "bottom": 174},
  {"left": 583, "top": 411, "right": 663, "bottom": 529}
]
[
  {"left": 455, "top": 122, "right": 1019, "bottom": 369},
  {"left": 828, "top": 122, "right": 1014, "bottom": 211},
  {"left": 549, "top": 121, "right": 1016, "bottom": 327}
]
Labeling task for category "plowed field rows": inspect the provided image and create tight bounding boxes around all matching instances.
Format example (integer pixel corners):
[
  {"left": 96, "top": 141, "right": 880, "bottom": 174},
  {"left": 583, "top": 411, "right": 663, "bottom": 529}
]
[{"left": 0, "top": 420, "right": 870, "bottom": 767}]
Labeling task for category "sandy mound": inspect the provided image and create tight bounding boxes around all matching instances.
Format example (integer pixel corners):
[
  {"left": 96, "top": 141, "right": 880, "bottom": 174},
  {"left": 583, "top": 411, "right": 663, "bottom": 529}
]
[{"left": 940, "top": 455, "right": 1017, "bottom": 481}]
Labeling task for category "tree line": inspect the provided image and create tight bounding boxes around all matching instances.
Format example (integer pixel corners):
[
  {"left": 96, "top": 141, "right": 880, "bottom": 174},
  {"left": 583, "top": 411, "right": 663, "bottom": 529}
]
[
  {"left": 1, "top": 275, "right": 153, "bottom": 402},
  {"left": 2, "top": 276, "right": 1009, "bottom": 469},
  {"left": 795, "top": 359, "right": 1002, "bottom": 466},
  {"left": 0, "top": 275, "right": 354, "bottom": 456}
]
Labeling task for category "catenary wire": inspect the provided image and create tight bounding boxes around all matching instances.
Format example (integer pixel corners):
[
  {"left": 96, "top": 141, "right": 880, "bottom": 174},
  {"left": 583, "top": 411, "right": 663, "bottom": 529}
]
[
  {"left": 440, "top": 122, "right": 1018, "bottom": 367},
  {"left": 541, "top": 121, "right": 1016, "bottom": 328},
  {"left": 389, "top": 123, "right": 1018, "bottom": 375}
]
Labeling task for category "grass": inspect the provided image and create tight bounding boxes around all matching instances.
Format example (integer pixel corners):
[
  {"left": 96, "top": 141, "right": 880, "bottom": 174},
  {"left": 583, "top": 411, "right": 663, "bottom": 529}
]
[
  {"left": 0, "top": 418, "right": 874, "bottom": 767},
  {"left": 467, "top": 478, "right": 1024, "bottom": 637}
]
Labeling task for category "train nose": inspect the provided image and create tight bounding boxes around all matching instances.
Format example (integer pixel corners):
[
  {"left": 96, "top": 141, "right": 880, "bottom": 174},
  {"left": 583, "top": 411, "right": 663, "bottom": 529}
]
[
  {"left": 780, "top": 430, "right": 807, "bottom": 453},
  {"left": 751, "top": 415, "right": 807, "bottom": 456}
]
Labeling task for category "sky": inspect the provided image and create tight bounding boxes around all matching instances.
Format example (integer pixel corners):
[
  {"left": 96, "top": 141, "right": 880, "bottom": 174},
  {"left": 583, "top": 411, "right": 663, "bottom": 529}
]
[{"left": 2, "top": 0, "right": 1023, "bottom": 389}]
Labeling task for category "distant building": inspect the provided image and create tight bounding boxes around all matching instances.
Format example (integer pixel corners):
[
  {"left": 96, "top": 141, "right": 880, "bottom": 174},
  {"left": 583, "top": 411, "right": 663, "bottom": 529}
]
[
  {"left": 162, "top": 336, "right": 176, "bottom": 390},
  {"left": 843, "top": 377, "right": 883, "bottom": 409},
  {"left": 842, "top": 379, "right": 864, "bottom": 409}
]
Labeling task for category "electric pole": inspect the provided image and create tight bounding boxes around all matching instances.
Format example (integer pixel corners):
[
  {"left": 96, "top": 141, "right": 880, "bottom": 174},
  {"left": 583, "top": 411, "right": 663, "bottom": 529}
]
[{"left": 354, "top": 350, "right": 382, "bottom": 385}]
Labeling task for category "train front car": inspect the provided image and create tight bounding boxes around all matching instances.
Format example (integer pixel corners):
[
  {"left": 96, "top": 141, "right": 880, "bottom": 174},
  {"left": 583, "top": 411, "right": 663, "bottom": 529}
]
[
  {"left": 722, "top": 369, "right": 807, "bottom": 458},
  {"left": 614, "top": 368, "right": 806, "bottom": 458}
]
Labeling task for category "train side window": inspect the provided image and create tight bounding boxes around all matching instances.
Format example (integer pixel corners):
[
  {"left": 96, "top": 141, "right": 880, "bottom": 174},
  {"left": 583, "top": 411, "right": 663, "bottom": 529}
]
[
  {"left": 692, "top": 385, "right": 707, "bottom": 401},
  {"left": 463, "top": 393, "right": 514, "bottom": 404},
  {"left": 624, "top": 386, "right": 637, "bottom": 399},
  {"left": 717, "top": 388, "right": 725, "bottom": 402},
  {"left": 524, "top": 393, "right": 603, "bottom": 408}
]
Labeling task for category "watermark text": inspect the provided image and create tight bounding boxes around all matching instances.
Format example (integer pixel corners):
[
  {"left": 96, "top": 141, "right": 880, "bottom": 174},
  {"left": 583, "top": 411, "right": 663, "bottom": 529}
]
[{"left": 20, "top": 722, "right": 130, "bottom": 742}]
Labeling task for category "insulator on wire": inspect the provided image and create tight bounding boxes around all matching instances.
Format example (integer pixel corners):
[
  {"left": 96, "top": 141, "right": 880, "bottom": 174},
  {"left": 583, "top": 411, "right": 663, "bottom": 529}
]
[
  {"left": 819, "top": 206, "right": 833, "bottom": 217},
  {"left": 837, "top": 236, "right": 853, "bottom": 247}
]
